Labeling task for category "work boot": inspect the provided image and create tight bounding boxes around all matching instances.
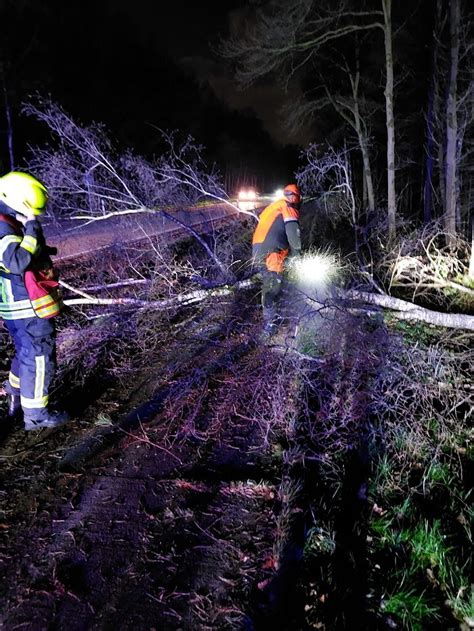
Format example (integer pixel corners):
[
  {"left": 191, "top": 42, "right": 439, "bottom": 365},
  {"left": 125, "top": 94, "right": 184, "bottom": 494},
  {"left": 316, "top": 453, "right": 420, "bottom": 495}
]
[
  {"left": 3, "top": 381, "right": 21, "bottom": 419},
  {"left": 262, "top": 306, "right": 283, "bottom": 339},
  {"left": 262, "top": 319, "right": 278, "bottom": 337},
  {"left": 7, "top": 393, "right": 21, "bottom": 418},
  {"left": 24, "top": 410, "right": 70, "bottom": 432}
]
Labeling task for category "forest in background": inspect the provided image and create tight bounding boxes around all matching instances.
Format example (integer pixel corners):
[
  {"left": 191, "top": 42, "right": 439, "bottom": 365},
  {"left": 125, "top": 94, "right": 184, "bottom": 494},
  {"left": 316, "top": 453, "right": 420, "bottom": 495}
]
[{"left": 0, "top": 1, "right": 473, "bottom": 629}]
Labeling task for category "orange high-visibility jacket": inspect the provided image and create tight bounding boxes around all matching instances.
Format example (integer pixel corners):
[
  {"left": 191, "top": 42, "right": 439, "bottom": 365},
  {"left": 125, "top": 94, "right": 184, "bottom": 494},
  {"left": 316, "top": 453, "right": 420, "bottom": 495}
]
[{"left": 252, "top": 198, "right": 301, "bottom": 272}]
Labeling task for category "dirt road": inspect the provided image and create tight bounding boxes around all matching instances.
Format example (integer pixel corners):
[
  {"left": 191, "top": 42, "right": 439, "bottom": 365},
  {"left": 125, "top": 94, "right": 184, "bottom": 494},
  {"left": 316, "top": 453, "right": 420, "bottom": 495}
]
[{"left": 44, "top": 204, "right": 242, "bottom": 261}]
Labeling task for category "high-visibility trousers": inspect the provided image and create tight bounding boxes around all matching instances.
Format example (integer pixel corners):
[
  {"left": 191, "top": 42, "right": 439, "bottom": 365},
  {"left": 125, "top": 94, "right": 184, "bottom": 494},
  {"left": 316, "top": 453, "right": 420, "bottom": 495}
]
[{"left": 4, "top": 317, "right": 56, "bottom": 420}]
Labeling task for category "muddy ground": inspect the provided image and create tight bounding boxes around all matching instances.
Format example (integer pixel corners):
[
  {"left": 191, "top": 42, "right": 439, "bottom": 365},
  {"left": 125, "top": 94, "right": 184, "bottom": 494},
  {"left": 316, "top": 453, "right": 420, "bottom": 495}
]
[
  {"left": 0, "top": 229, "right": 471, "bottom": 631},
  {"left": 0, "top": 232, "right": 312, "bottom": 630},
  {"left": 0, "top": 289, "right": 388, "bottom": 630}
]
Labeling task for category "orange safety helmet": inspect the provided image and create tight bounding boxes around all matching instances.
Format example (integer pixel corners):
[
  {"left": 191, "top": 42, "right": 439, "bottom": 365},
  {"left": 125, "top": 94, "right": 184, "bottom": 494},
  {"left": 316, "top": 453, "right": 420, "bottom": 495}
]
[{"left": 283, "top": 183, "right": 301, "bottom": 204}]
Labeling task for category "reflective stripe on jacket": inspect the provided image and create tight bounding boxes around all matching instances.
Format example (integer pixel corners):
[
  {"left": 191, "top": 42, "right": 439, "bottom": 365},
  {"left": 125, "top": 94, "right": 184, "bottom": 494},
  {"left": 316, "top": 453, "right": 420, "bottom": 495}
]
[{"left": 0, "top": 204, "right": 61, "bottom": 320}]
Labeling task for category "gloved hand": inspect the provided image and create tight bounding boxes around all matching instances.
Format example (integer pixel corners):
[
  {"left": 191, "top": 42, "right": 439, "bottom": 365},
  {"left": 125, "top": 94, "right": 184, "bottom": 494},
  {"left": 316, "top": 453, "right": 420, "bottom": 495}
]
[{"left": 16, "top": 212, "right": 37, "bottom": 225}]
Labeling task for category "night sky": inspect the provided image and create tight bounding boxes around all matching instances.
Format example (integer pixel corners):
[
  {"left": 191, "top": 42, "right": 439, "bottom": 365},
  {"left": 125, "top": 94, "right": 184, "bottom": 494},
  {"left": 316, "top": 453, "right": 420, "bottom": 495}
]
[
  {"left": 1, "top": 0, "right": 441, "bottom": 195},
  {"left": 1, "top": 0, "right": 304, "bottom": 191}
]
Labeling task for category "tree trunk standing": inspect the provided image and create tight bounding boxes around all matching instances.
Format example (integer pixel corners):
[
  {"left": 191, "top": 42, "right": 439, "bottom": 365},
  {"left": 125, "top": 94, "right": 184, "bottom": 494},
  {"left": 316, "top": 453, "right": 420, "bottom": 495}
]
[
  {"left": 437, "top": 128, "right": 446, "bottom": 212},
  {"left": 1, "top": 68, "right": 15, "bottom": 170},
  {"left": 430, "top": 0, "right": 447, "bottom": 217},
  {"left": 351, "top": 77, "right": 375, "bottom": 214},
  {"left": 360, "top": 138, "right": 375, "bottom": 213},
  {"left": 424, "top": 71, "right": 436, "bottom": 223},
  {"left": 323, "top": 75, "right": 375, "bottom": 215},
  {"left": 351, "top": 45, "right": 375, "bottom": 214},
  {"left": 362, "top": 161, "right": 367, "bottom": 210},
  {"left": 382, "top": 0, "right": 396, "bottom": 240},
  {"left": 444, "top": 0, "right": 460, "bottom": 242},
  {"left": 469, "top": 212, "right": 474, "bottom": 279},
  {"left": 343, "top": 150, "right": 357, "bottom": 228}
]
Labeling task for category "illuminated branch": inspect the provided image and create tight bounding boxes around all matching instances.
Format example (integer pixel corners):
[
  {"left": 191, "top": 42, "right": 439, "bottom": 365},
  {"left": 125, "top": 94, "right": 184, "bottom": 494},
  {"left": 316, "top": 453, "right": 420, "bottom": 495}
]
[
  {"left": 297, "top": 144, "right": 356, "bottom": 225},
  {"left": 378, "top": 226, "right": 474, "bottom": 306},
  {"left": 22, "top": 97, "right": 254, "bottom": 277},
  {"left": 62, "top": 279, "right": 255, "bottom": 310}
]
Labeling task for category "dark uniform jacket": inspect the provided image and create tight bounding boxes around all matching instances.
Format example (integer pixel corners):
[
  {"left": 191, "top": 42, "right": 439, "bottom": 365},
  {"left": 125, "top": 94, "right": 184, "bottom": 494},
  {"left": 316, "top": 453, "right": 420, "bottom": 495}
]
[{"left": 0, "top": 202, "right": 55, "bottom": 320}]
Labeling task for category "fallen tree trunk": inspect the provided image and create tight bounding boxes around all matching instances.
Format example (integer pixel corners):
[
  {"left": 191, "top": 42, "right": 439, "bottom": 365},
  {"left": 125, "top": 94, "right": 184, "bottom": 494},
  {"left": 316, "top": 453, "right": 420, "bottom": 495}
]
[
  {"left": 61, "top": 277, "right": 474, "bottom": 331},
  {"left": 344, "top": 290, "right": 474, "bottom": 331},
  {"left": 62, "top": 279, "right": 255, "bottom": 311}
]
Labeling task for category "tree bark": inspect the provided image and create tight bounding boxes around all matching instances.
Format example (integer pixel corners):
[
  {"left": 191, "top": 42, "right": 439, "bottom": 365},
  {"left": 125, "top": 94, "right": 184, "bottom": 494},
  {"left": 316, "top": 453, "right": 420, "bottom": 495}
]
[
  {"left": 469, "top": 214, "right": 474, "bottom": 279},
  {"left": 62, "top": 279, "right": 255, "bottom": 311},
  {"left": 1, "top": 69, "right": 15, "bottom": 170},
  {"left": 424, "top": 67, "right": 435, "bottom": 223},
  {"left": 444, "top": 0, "right": 460, "bottom": 241},
  {"left": 62, "top": 275, "right": 474, "bottom": 333},
  {"left": 351, "top": 70, "right": 375, "bottom": 213},
  {"left": 382, "top": 0, "right": 396, "bottom": 239},
  {"left": 345, "top": 289, "right": 474, "bottom": 331},
  {"left": 433, "top": 0, "right": 447, "bottom": 216}
]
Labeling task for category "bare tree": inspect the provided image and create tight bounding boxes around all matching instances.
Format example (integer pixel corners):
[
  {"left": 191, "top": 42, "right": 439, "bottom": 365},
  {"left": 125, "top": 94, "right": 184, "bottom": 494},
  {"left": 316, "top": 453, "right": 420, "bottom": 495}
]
[
  {"left": 219, "top": 0, "right": 398, "bottom": 236},
  {"left": 23, "top": 98, "right": 254, "bottom": 218},
  {"left": 381, "top": 0, "right": 396, "bottom": 239},
  {"left": 423, "top": 0, "right": 446, "bottom": 223},
  {"left": 425, "top": 1, "right": 472, "bottom": 238},
  {"left": 454, "top": 6, "right": 473, "bottom": 235},
  {"left": 345, "top": 51, "right": 376, "bottom": 214},
  {"left": 285, "top": 44, "right": 377, "bottom": 213},
  {"left": 297, "top": 144, "right": 356, "bottom": 227},
  {"left": 444, "top": 0, "right": 461, "bottom": 241},
  {"left": 22, "top": 97, "right": 260, "bottom": 278}
]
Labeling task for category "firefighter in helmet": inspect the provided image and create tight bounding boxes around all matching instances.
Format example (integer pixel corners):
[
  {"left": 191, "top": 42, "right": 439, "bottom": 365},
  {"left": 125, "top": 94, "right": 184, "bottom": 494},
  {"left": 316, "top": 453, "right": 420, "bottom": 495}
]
[
  {"left": 252, "top": 183, "right": 302, "bottom": 335},
  {"left": 0, "top": 171, "right": 69, "bottom": 430}
]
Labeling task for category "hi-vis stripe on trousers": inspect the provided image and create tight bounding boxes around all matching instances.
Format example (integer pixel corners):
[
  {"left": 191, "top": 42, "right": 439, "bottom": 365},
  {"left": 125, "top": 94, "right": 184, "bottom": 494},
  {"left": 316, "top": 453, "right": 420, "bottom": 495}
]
[{"left": 4, "top": 317, "right": 56, "bottom": 420}]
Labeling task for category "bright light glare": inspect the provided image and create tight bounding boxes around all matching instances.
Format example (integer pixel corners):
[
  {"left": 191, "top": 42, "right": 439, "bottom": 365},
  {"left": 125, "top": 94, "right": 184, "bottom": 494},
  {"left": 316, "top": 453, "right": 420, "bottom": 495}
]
[
  {"left": 291, "top": 253, "right": 339, "bottom": 286},
  {"left": 273, "top": 188, "right": 284, "bottom": 201},
  {"left": 237, "top": 189, "right": 258, "bottom": 210},
  {"left": 238, "top": 189, "right": 257, "bottom": 201},
  {"left": 238, "top": 201, "right": 256, "bottom": 211}
]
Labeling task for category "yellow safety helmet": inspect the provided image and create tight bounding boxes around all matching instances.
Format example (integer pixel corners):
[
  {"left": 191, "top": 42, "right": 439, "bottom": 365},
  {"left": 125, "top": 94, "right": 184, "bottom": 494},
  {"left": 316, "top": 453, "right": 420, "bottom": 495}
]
[{"left": 0, "top": 171, "right": 48, "bottom": 216}]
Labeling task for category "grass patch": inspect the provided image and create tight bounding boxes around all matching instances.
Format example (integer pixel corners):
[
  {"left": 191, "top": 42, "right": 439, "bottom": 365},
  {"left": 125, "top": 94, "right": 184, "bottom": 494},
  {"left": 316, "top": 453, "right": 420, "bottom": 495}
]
[
  {"left": 384, "top": 318, "right": 441, "bottom": 346},
  {"left": 382, "top": 588, "right": 441, "bottom": 630},
  {"left": 408, "top": 520, "right": 452, "bottom": 584},
  {"left": 447, "top": 581, "right": 474, "bottom": 627},
  {"left": 303, "top": 525, "right": 336, "bottom": 557},
  {"left": 422, "top": 460, "right": 456, "bottom": 493}
]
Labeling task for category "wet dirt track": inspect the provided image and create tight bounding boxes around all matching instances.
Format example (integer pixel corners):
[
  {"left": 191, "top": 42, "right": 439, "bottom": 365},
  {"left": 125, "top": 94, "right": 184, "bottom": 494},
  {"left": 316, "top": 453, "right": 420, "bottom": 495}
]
[{"left": 0, "top": 292, "right": 295, "bottom": 630}]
